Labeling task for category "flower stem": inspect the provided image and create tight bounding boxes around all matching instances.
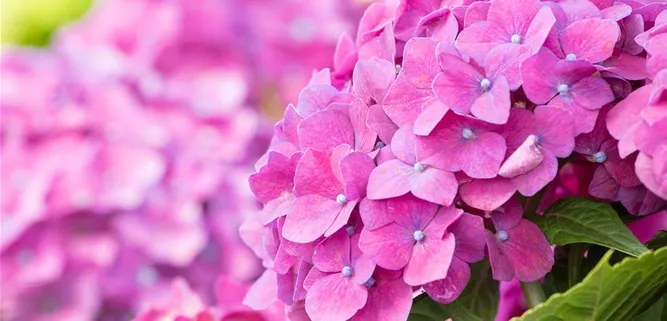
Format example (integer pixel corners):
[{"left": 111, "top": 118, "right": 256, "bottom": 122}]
[
  {"left": 521, "top": 281, "right": 546, "bottom": 308},
  {"left": 568, "top": 244, "right": 587, "bottom": 288}
]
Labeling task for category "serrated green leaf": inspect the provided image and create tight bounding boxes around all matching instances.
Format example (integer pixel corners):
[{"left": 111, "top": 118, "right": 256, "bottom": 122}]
[
  {"left": 408, "top": 260, "right": 498, "bottom": 321},
  {"left": 533, "top": 197, "right": 648, "bottom": 257},
  {"left": 512, "top": 247, "right": 667, "bottom": 321},
  {"left": 646, "top": 231, "right": 667, "bottom": 250}
]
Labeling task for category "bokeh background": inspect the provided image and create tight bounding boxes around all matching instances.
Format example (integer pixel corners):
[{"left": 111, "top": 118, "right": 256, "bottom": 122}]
[{"left": 1, "top": 0, "right": 368, "bottom": 320}]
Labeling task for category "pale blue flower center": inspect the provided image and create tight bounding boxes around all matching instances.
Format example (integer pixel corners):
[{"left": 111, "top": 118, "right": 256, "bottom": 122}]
[
  {"left": 414, "top": 162, "right": 426, "bottom": 172},
  {"left": 346, "top": 225, "right": 356, "bottom": 236},
  {"left": 364, "top": 277, "right": 376, "bottom": 287},
  {"left": 462, "top": 128, "right": 475, "bottom": 140},
  {"left": 511, "top": 34, "right": 522, "bottom": 44},
  {"left": 557, "top": 84, "right": 569, "bottom": 95},
  {"left": 336, "top": 194, "right": 348, "bottom": 204},
  {"left": 414, "top": 230, "right": 425, "bottom": 242},
  {"left": 375, "top": 141, "right": 386, "bottom": 149},
  {"left": 480, "top": 78, "right": 491, "bottom": 90},
  {"left": 566, "top": 53, "right": 577, "bottom": 61},
  {"left": 341, "top": 266, "right": 354, "bottom": 277},
  {"left": 498, "top": 230, "right": 509, "bottom": 241},
  {"left": 593, "top": 151, "right": 607, "bottom": 163}
]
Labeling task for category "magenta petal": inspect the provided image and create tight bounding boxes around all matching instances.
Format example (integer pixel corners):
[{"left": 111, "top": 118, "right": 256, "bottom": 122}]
[
  {"left": 359, "top": 198, "right": 394, "bottom": 230},
  {"left": 410, "top": 167, "right": 458, "bottom": 206},
  {"left": 521, "top": 49, "right": 559, "bottom": 104},
  {"left": 535, "top": 105, "right": 575, "bottom": 157},
  {"left": 348, "top": 99, "right": 378, "bottom": 153},
  {"left": 485, "top": 231, "right": 515, "bottom": 281},
  {"left": 485, "top": 44, "right": 532, "bottom": 90},
  {"left": 403, "top": 233, "right": 456, "bottom": 286},
  {"left": 350, "top": 277, "right": 413, "bottom": 321},
  {"left": 325, "top": 201, "right": 357, "bottom": 238},
  {"left": 294, "top": 261, "right": 313, "bottom": 302},
  {"left": 359, "top": 222, "right": 414, "bottom": 270},
  {"left": 432, "top": 54, "right": 484, "bottom": 116},
  {"left": 282, "top": 195, "right": 341, "bottom": 243},
  {"left": 459, "top": 177, "right": 517, "bottom": 211},
  {"left": 425, "top": 205, "right": 464, "bottom": 240},
  {"left": 367, "top": 104, "right": 398, "bottom": 143},
  {"left": 305, "top": 274, "right": 368, "bottom": 321},
  {"left": 277, "top": 271, "right": 296, "bottom": 305},
  {"left": 487, "top": 0, "right": 541, "bottom": 35},
  {"left": 589, "top": 166, "right": 621, "bottom": 200},
  {"left": 455, "top": 21, "right": 507, "bottom": 65},
  {"left": 501, "top": 220, "right": 554, "bottom": 282},
  {"left": 471, "top": 76, "right": 511, "bottom": 124},
  {"left": 385, "top": 194, "right": 439, "bottom": 230},
  {"left": 303, "top": 267, "right": 330, "bottom": 291},
  {"left": 243, "top": 269, "right": 278, "bottom": 310},
  {"left": 464, "top": 2, "right": 491, "bottom": 28},
  {"left": 367, "top": 160, "right": 414, "bottom": 200},
  {"left": 298, "top": 109, "right": 355, "bottom": 151},
  {"left": 423, "top": 257, "right": 471, "bottom": 304},
  {"left": 570, "top": 76, "right": 615, "bottom": 111},
  {"left": 390, "top": 125, "right": 418, "bottom": 165},
  {"left": 606, "top": 85, "right": 649, "bottom": 142},
  {"left": 523, "top": 6, "right": 557, "bottom": 54},
  {"left": 414, "top": 97, "right": 449, "bottom": 136},
  {"left": 353, "top": 57, "right": 397, "bottom": 105},
  {"left": 294, "top": 149, "right": 344, "bottom": 199},
  {"left": 458, "top": 132, "right": 507, "bottom": 179},
  {"left": 312, "top": 230, "right": 350, "bottom": 273},
  {"left": 340, "top": 152, "right": 375, "bottom": 200},
  {"left": 297, "top": 84, "right": 339, "bottom": 117},
  {"left": 561, "top": 18, "right": 620, "bottom": 63},
  {"left": 511, "top": 151, "right": 558, "bottom": 196},
  {"left": 635, "top": 153, "right": 667, "bottom": 200},
  {"left": 450, "top": 213, "right": 486, "bottom": 263},
  {"left": 499, "top": 135, "right": 544, "bottom": 178}
]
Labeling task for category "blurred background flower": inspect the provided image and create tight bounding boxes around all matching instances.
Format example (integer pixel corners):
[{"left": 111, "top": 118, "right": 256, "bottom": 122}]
[{"left": 1, "top": 0, "right": 369, "bottom": 320}]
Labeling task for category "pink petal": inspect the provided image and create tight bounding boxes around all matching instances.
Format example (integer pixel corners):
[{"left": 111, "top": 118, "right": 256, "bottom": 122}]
[
  {"left": 589, "top": 165, "right": 621, "bottom": 200},
  {"left": 353, "top": 58, "right": 397, "bottom": 105},
  {"left": 570, "top": 76, "right": 615, "bottom": 111},
  {"left": 490, "top": 197, "right": 524, "bottom": 231},
  {"left": 562, "top": 19, "right": 619, "bottom": 63},
  {"left": 348, "top": 99, "right": 378, "bottom": 153},
  {"left": 383, "top": 38, "right": 439, "bottom": 127},
  {"left": 312, "top": 230, "right": 350, "bottom": 273},
  {"left": 243, "top": 269, "right": 278, "bottom": 310},
  {"left": 403, "top": 233, "right": 456, "bottom": 285},
  {"left": 458, "top": 131, "right": 508, "bottom": 179},
  {"left": 325, "top": 201, "right": 358, "bottom": 238},
  {"left": 500, "top": 220, "right": 554, "bottom": 282},
  {"left": 471, "top": 76, "right": 511, "bottom": 124},
  {"left": 432, "top": 54, "right": 484, "bottom": 116},
  {"left": 340, "top": 152, "right": 375, "bottom": 200},
  {"left": 414, "top": 97, "right": 449, "bottom": 136},
  {"left": 350, "top": 277, "right": 413, "bottom": 321},
  {"left": 282, "top": 195, "right": 342, "bottom": 243},
  {"left": 297, "top": 84, "right": 339, "bottom": 117},
  {"left": 298, "top": 109, "right": 355, "bottom": 151},
  {"left": 410, "top": 167, "right": 458, "bottom": 206},
  {"left": 485, "top": 231, "right": 515, "bottom": 281},
  {"left": 334, "top": 33, "right": 358, "bottom": 73},
  {"left": 521, "top": 49, "right": 559, "bottom": 104},
  {"left": 535, "top": 105, "right": 575, "bottom": 157},
  {"left": 635, "top": 152, "right": 667, "bottom": 200},
  {"left": 366, "top": 160, "right": 414, "bottom": 200},
  {"left": 390, "top": 125, "right": 418, "bottom": 164},
  {"left": 511, "top": 151, "right": 559, "bottom": 196},
  {"left": 358, "top": 223, "right": 414, "bottom": 270},
  {"left": 450, "top": 213, "right": 486, "bottom": 263},
  {"left": 294, "top": 149, "right": 343, "bottom": 199},
  {"left": 367, "top": 104, "right": 398, "bottom": 143},
  {"left": 459, "top": 177, "right": 517, "bottom": 211},
  {"left": 618, "top": 185, "right": 666, "bottom": 216},
  {"left": 455, "top": 21, "right": 508, "bottom": 65},
  {"left": 424, "top": 205, "right": 464, "bottom": 239},
  {"left": 464, "top": 2, "right": 491, "bottom": 28},
  {"left": 487, "top": 0, "right": 541, "bottom": 36},
  {"left": 249, "top": 152, "right": 298, "bottom": 204},
  {"left": 485, "top": 44, "right": 533, "bottom": 90},
  {"left": 359, "top": 198, "right": 395, "bottom": 230},
  {"left": 305, "top": 274, "right": 368, "bottom": 321},
  {"left": 606, "top": 85, "right": 650, "bottom": 144},
  {"left": 417, "top": 8, "right": 459, "bottom": 44},
  {"left": 423, "top": 257, "right": 471, "bottom": 304},
  {"left": 389, "top": 194, "right": 439, "bottom": 231},
  {"left": 499, "top": 135, "right": 544, "bottom": 178},
  {"left": 303, "top": 267, "right": 330, "bottom": 291},
  {"left": 523, "top": 6, "right": 557, "bottom": 53}
]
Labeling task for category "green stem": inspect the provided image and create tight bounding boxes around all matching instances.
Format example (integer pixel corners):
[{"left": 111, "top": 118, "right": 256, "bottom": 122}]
[
  {"left": 521, "top": 281, "right": 547, "bottom": 308},
  {"left": 568, "top": 244, "right": 587, "bottom": 288}
]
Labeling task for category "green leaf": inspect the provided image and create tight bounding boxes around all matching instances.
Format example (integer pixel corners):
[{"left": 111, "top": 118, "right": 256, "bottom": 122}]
[
  {"left": 646, "top": 231, "right": 667, "bottom": 250},
  {"left": 533, "top": 197, "right": 648, "bottom": 257},
  {"left": 633, "top": 297, "right": 664, "bottom": 321},
  {"left": 408, "top": 260, "right": 498, "bottom": 321},
  {"left": 512, "top": 247, "right": 667, "bottom": 321}
]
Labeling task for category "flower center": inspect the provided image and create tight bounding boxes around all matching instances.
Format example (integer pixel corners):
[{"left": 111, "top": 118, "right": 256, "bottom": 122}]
[
  {"left": 462, "top": 128, "right": 475, "bottom": 140},
  {"left": 364, "top": 277, "right": 376, "bottom": 287},
  {"left": 375, "top": 141, "right": 386, "bottom": 149},
  {"left": 395, "top": 64, "right": 402, "bottom": 74},
  {"left": 565, "top": 53, "right": 577, "bottom": 61},
  {"left": 497, "top": 230, "right": 509, "bottom": 241},
  {"left": 414, "top": 162, "right": 426, "bottom": 172},
  {"left": 336, "top": 194, "right": 348, "bottom": 204},
  {"left": 341, "top": 266, "right": 354, "bottom": 277},
  {"left": 480, "top": 78, "right": 491, "bottom": 90},
  {"left": 510, "top": 34, "right": 522, "bottom": 44},
  {"left": 346, "top": 225, "right": 356, "bottom": 236},
  {"left": 413, "top": 230, "right": 425, "bottom": 242},
  {"left": 593, "top": 151, "right": 607, "bottom": 163},
  {"left": 136, "top": 266, "right": 158, "bottom": 286},
  {"left": 557, "top": 84, "right": 569, "bottom": 95}
]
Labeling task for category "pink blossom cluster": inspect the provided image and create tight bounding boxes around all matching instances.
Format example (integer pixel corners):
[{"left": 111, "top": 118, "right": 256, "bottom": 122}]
[
  {"left": 1, "top": 0, "right": 365, "bottom": 320},
  {"left": 244, "top": 0, "right": 667, "bottom": 320}
]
